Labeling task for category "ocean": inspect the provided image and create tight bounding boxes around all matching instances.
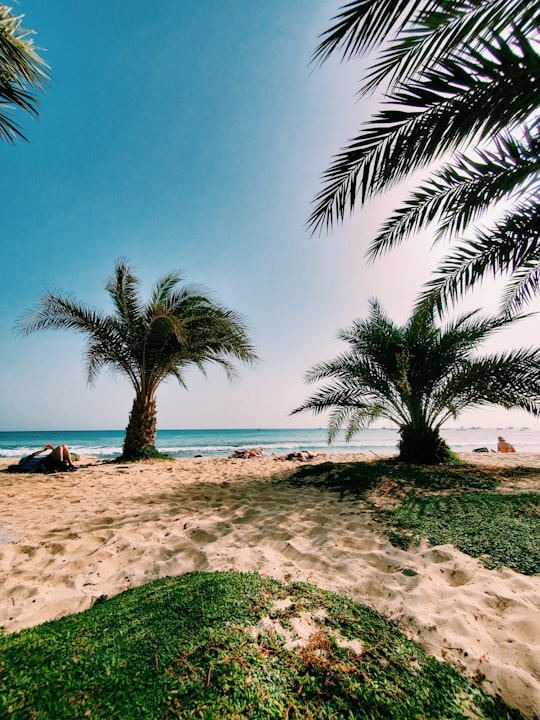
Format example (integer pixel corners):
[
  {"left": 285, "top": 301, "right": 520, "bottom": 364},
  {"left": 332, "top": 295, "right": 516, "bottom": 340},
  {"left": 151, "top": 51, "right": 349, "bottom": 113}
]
[{"left": 1, "top": 426, "right": 539, "bottom": 460}]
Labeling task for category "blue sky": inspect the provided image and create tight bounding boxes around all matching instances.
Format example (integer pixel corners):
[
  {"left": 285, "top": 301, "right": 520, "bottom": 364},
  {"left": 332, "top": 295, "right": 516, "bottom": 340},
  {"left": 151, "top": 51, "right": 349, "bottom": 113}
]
[{"left": 1, "top": 0, "right": 538, "bottom": 432}]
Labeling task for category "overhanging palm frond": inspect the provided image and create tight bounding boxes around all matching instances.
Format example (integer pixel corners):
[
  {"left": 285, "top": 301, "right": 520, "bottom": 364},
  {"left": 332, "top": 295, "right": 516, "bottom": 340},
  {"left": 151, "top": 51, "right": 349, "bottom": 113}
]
[
  {"left": 368, "top": 129, "right": 540, "bottom": 259},
  {"left": 312, "top": 0, "right": 540, "bottom": 312},
  {"left": 313, "top": 0, "right": 538, "bottom": 69},
  {"left": 0, "top": 9, "right": 49, "bottom": 84},
  {"left": 421, "top": 201, "right": 540, "bottom": 313},
  {"left": 309, "top": 29, "right": 540, "bottom": 234},
  {"left": 0, "top": 6, "right": 50, "bottom": 142},
  {"left": 359, "top": 0, "right": 538, "bottom": 95},
  {"left": 500, "top": 265, "right": 540, "bottom": 316},
  {"left": 313, "top": 0, "right": 539, "bottom": 94},
  {"left": 312, "top": 0, "right": 434, "bottom": 66}
]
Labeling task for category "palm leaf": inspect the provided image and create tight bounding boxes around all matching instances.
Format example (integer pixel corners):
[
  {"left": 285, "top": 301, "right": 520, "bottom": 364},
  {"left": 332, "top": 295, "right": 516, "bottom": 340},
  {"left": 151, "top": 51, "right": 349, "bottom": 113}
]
[
  {"left": 368, "top": 128, "right": 540, "bottom": 258},
  {"left": 0, "top": 7, "right": 49, "bottom": 141},
  {"left": 359, "top": 0, "right": 538, "bottom": 95},
  {"left": 421, "top": 202, "right": 540, "bottom": 313},
  {"left": 309, "top": 28, "right": 539, "bottom": 234},
  {"left": 105, "top": 259, "right": 143, "bottom": 328},
  {"left": 313, "top": 0, "right": 436, "bottom": 66}
]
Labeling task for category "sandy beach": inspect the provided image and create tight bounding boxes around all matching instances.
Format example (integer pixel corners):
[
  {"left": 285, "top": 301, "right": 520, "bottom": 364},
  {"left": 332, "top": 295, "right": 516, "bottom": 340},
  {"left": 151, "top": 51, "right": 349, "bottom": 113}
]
[{"left": 1, "top": 452, "right": 539, "bottom": 718}]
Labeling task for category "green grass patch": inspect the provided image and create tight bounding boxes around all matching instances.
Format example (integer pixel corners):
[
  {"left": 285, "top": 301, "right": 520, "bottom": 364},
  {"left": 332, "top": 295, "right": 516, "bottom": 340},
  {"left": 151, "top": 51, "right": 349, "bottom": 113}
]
[
  {"left": 0, "top": 572, "right": 524, "bottom": 719},
  {"left": 384, "top": 492, "right": 540, "bottom": 574},
  {"left": 105, "top": 447, "right": 174, "bottom": 463},
  {"left": 286, "top": 460, "right": 540, "bottom": 574},
  {"left": 286, "top": 459, "right": 504, "bottom": 499}
]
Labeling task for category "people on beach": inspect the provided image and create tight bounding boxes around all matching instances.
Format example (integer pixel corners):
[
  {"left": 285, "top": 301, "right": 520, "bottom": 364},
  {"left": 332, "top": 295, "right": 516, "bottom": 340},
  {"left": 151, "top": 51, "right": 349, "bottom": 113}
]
[
  {"left": 18, "top": 444, "right": 77, "bottom": 472},
  {"left": 230, "top": 448, "right": 327, "bottom": 461},
  {"left": 497, "top": 436, "right": 516, "bottom": 453},
  {"left": 276, "top": 450, "right": 326, "bottom": 461},
  {"left": 231, "top": 447, "right": 266, "bottom": 459}
]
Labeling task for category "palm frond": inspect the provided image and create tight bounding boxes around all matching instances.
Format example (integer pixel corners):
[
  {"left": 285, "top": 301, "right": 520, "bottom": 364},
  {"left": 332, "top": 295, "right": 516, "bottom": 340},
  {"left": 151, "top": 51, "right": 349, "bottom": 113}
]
[
  {"left": 16, "top": 292, "right": 140, "bottom": 389},
  {"left": 421, "top": 201, "right": 540, "bottom": 313},
  {"left": 106, "top": 258, "right": 142, "bottom": 315},
  {"left": 85, "top": 337, "right": 140, "bottom": 391},
  {"left": 140, "top": 289, "right": 258, "bottom": 395},
  {"left": 368, "top": 129, "right": 540, "bottom": 258},
  {"left": 149, "top": 270, "right": 183, "bottom": 307},
  {"left": 309, "top": 26, "right": 539, "bottom": 234},
  {"left": 500, "top": 265, "right": 540, "bottom": 316},
  {"left": 438, "top": 351, "right": 540, "bottom": 416},
  {"left": 313, "top": 0, "right": 433, "bottom": 66},
  {"left": 17, "top": 293, "right": 105, "bottom": 335},
  {"left": 360, "top": 0, "right": 538, "bottom": 95},
  {"left": 0, "top": 6, "right": 50, "bottom": 141}
]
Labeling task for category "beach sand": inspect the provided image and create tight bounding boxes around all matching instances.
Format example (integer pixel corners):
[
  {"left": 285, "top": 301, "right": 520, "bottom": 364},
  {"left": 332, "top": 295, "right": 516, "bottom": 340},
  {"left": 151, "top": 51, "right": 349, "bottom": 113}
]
[{"left": 1, "top": 452, "right": 539, "bottom": 717}]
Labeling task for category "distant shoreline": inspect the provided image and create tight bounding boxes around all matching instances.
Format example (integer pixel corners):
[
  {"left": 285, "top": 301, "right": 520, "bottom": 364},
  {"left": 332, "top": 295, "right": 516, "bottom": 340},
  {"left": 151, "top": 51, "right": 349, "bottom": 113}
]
[{"left": 2, "top": 426, "right": 540, "bottom": 459}]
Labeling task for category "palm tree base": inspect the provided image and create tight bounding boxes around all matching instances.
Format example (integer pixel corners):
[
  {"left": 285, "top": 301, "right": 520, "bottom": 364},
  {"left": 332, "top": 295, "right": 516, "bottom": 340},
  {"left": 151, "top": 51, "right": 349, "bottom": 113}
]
[
  {"left": 117, "top": 446, "right": 171, "bottom": 462},
  {"left": 398, "top": 426, "right": 453, "bottom": 464}
]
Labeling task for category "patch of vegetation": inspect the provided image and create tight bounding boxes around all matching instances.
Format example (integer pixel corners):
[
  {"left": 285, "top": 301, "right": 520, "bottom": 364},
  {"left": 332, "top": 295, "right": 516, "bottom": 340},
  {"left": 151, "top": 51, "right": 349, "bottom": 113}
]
[
  {"left": 115, "top": 446, "right": 173, "bottom": 462},
  {"left": 286, "top": 460, "right": 540, "bottom": 574},
  {"left": 0, "top": 572, "right": 524, "bottom": 719},
  {"left": 286, "top": 459, "right": 501, "bottom": 500},
  {"left": 384, "top": 492, "right": 540, "bottom": 574}
]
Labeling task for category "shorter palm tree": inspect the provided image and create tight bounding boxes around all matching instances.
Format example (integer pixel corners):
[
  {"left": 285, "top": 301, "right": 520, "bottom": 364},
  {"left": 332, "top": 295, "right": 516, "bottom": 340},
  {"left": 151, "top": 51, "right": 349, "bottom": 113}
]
[
  {"left": 18, "top": 259, "right": 259, "bottom": 460},
  {"left": 292, "top": 299, "right": 540, "bottom": 464}
]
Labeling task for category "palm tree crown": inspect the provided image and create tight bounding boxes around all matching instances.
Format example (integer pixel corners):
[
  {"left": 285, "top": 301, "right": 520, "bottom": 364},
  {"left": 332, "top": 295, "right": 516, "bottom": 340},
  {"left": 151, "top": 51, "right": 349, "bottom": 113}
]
[
  {"left": 0, "top": 5, "right": 49, "bottom": 142},
  {"left": 293, "top": 298, "right": 540, "bottom": 463},
  {"left": 18, "top": 259, "right": 259, "bottom": 459},
  {"left": 309, "top": 0, "right": 540, "bottom": 313}
]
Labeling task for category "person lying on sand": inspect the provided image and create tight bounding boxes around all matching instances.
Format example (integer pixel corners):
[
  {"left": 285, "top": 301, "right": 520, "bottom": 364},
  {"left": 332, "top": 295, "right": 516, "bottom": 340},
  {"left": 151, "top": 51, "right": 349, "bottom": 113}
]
[
  {"left": 17, "top": 444, "right": 78, "bottom": 473},
  {"left": 276, "top": 451, "right": 326, "bottom": 461},
  {"left": 497, "top": 436, "right": 516, "bottom": 453},
  {"left": 230, "top": 447, "right": 266, "bottom": 459}
]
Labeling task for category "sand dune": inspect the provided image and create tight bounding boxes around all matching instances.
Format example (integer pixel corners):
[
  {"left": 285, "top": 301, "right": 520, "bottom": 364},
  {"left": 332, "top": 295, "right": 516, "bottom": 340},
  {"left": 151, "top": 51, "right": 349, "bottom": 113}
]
[{"left": 0, "top": 452, "right": 539, "bottom": 718}]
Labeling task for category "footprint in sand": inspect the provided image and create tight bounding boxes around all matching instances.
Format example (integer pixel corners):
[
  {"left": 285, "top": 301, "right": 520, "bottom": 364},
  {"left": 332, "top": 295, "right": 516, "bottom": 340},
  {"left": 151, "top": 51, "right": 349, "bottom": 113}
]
[{"left": 444, "top": 567, "right": 473, "bottom": 587}]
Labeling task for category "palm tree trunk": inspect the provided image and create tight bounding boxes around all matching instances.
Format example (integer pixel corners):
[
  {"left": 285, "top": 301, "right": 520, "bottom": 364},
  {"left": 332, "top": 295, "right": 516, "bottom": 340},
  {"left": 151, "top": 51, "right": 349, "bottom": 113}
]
[
  {"left": 398, "top": 424, "right": 451, "bottom": 464},
  {"left": 122, "top": 395, "right": 158, "bottom": 460}
]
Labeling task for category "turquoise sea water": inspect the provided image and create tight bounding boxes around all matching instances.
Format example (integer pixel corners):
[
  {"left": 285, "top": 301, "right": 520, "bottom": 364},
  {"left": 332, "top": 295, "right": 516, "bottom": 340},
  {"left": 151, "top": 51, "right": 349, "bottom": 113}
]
[{"left": 1, "top": 426, "right": 539, "bottom": 459}]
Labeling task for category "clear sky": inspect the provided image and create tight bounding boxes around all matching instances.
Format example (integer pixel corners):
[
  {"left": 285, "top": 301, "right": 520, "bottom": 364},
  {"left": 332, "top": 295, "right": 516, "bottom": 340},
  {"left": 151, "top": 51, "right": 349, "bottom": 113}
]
[{"left": 1, "top": 0, "right": 539, "bottom": 432}]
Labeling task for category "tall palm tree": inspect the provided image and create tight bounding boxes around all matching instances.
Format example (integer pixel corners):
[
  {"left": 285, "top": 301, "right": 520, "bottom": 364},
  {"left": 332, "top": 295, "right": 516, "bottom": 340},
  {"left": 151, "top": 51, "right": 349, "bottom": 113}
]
[
  {"left": 18, "top": 259, "right": 259, "bottom": 460},
  {"left": 309, "top": 0, "right": 539, "bottom": 313},
  {"left": 0, "top": 5, "right": 49, "bottom": 142},
  {"left": 292, "top": 298, "right": 540, "bottom": 464}
]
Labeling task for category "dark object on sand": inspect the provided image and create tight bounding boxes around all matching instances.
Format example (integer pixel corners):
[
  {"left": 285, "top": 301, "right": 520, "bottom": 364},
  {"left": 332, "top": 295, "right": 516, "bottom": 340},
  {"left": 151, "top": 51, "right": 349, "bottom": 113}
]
[
  {"left": 473, "top": 447, "right": 489, "bottom": 453},
  {"left": 12, "top": 444, "right": 78, "bottom": 473}
]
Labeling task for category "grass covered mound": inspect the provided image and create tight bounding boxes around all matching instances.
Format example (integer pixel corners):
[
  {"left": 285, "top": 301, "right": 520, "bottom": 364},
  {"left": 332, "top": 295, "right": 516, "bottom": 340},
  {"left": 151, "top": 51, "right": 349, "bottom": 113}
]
[
  {"left": 0, "top": 572, "right": 525, "bottom": 719},
  {"left": 286, "top": 459, "right": 524, "bottom": 497},
  {"left": 287, "top": 460, "right": 540, "bottom": 575}
]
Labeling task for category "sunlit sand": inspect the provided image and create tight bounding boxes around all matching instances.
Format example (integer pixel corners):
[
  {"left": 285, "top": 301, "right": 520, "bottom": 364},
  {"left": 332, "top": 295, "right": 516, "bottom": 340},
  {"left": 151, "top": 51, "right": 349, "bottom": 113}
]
[{"left": 1, "top": 452, "right": 539, "bottom": 717}]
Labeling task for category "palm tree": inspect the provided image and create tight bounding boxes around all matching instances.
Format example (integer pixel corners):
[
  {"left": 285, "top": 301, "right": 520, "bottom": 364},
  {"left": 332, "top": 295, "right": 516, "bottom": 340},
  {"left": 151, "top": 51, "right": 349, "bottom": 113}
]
[
  {"left": 309, "top": 0, "right": 539, "bottom": 313},
  {"left": 0, "top": 5, "right": 49, "bottom": 142},
  {"left": 292, "top": 298, "right": 540, "bottom": 464},
  {"left": 18, "top": 259, "right": 259, "bottom": 460}
]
